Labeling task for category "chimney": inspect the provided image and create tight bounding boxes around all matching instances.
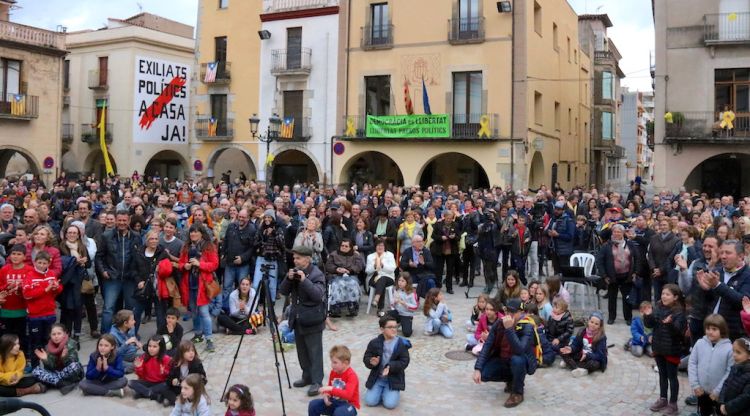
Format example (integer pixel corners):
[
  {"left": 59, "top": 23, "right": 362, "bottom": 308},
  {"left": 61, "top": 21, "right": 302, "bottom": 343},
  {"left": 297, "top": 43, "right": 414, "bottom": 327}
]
[{"left": 0, "top": 0, "right": 16, "bottom": 22}]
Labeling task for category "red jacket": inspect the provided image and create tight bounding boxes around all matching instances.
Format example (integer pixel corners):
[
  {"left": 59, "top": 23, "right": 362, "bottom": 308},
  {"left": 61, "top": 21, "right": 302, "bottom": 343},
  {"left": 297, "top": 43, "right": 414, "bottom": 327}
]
[
  {"left": 135, "top": 354, "right": 171, "bottom": 383},
  {"left": 0, "top": 264, "right": 31, "bottom": 312},
  {"left": 742, "top": 310, "right": 750, "bottom": 337},
  {"left": 156, "top": 258, "right": 174, "bottom": 300},
  {"left": 327, "top": 366, "right": 360, "bottom": 409},
  {"left": 24, "top": 244, "right": 62, "bottom": 278},
  {"left": 22, "top": 267, "right": 60, "bottom": 318},
  {"left": 178, "top": 246, "right": 219, "bottom": 307}
]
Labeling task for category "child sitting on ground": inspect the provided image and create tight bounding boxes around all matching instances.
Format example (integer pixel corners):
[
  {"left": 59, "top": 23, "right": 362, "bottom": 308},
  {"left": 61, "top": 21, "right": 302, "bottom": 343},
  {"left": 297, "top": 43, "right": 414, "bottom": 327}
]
[
  {"left": 32, "top": 323, "right": 83, "bottom": 395},
  {"left": 688, "top": 314, "right": 733, "bottom": 416},
  {"left": 129, "top": 335, "right": 171, "bottom": 402},
  {"left": 0, "top": 334, "right": 45, "bottom": 397},
  {"left": 79, "top": 334, "right": 127, "bottom": 397},
  {"left": 223, "top": 384, "right": 255, "bottom": 416},
  {"left": 534, "top": 285, "right": 553, "bottom": 321},
  {"left": 466, "top": 293, "right": 489, "bottom": 332},
  {"left": 519, "top": 287, "right": 531, "bottom": 304},
  {"left": 466, "top": 298, "right": 502, "bottom": 355},
  {"left": 524, "top": 302, "right": 555, "bottom": 367},
  {"left": 423, "top": 288, "right": 453, "bottom": 338},
  {"left": 308, "top": 345, "right": 360, "bottom": 416},
  {"left": 387, "top": 273, "right": 419, "bottom": 338},
  {"left": 109, "top": 309, "right": 142, "bottom": 373},
  {"left": 559, "top": 311, "right": 608, "bottom": 377},
  {"left": 164, "top": 341, "right": 207, "bottom": 406},
  {"left": 546, "top": 298, "right": 574, "bottom": 355},
  {"left": 157, "top": 308, "right": 184, "bottom": 357},
  {"left": 625, "top": 301, "right": 654, "bottom": 357},
  {"left": 171, "top": 373, "right": 210, "bottom": 416}
]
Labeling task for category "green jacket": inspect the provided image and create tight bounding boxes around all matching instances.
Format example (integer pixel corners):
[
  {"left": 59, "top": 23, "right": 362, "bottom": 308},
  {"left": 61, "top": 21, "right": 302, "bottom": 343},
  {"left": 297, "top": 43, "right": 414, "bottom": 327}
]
[{"left": 42, "top": 339, "right": 79, "bottom": 370}]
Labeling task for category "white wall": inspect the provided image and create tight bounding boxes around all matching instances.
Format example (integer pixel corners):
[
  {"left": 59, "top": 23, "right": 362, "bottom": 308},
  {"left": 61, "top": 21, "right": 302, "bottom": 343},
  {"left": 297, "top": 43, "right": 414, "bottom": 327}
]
[{"left": 257, "top": 13, "right": 339, "bottom": 183}]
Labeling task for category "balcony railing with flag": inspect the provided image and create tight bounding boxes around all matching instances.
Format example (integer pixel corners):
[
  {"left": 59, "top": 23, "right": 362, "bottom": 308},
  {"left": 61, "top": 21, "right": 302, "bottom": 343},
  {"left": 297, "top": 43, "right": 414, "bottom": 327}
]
[
  {"left": 62, "top": 123, "right": 73, "bottom": 144},
  {"left": 362, "top": 24, "right": 394, "bottom": 50},
  {"left": 0, "top": 93, "right": 39, "bottom": 119},
  {"left": 271, "top": 49, "right": 312, "bottom": 75},
  {"left": 664, "top": 111, "right": 750, "bottom": 143},
  {"left": 704, "top": 12, "right": 750, "bottom": 44},
  {"left": 448, "top": 17, "right": 485, "bottom": 44},
  {"left": 277, "top": 116, "right": 311, "bottom": 142},
  {"left": 195, "top": 118, "right": 234, "bottom": 141},
  {"left": 81, "top": 123, "right": 113, "bottom": 144},
  {"left": 339, "top": 113, "right": 500, "bottom": 140},
  {"left": 200, "top": 62, "right": 231, "bottom": 84}
]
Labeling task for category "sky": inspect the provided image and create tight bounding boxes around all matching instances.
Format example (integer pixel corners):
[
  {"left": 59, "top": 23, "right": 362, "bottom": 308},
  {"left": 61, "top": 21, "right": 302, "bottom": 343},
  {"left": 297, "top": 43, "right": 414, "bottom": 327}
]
[
  {"left": 9, "top": 0, "right": 654, "bottom": 92},
  {"left": 567, "top": 0, "right": 655, "bottom": 92}
]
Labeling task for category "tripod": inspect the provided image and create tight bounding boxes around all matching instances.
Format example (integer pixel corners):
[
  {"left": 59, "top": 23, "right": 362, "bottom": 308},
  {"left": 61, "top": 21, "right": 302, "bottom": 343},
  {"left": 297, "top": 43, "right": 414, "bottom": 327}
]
[{"left": 220, "top": 264, "right": 291, "bottom": 415}]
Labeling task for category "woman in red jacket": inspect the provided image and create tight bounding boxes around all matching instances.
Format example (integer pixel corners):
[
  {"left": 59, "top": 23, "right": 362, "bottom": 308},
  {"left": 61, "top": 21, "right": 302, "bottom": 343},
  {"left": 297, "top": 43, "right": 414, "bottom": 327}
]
[
  {"left": 25, "top": 226, "right": 62, "bottom": 278},
  {"left": 179, "top": 224, "right": 219, "bottom": 353}
]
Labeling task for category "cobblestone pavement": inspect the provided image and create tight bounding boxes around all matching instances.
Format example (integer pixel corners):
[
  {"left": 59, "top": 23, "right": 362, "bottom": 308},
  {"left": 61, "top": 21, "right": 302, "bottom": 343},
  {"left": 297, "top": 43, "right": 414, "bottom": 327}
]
[{"left": 24, "top": 280, "right": 695, "bottom": 416}]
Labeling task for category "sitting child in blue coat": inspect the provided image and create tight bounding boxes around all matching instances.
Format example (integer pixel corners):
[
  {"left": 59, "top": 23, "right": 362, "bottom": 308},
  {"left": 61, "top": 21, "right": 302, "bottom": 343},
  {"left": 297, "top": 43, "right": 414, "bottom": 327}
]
[
  {"left": 625, "top": 301, "right": 653, "bottom": 357},
  {"left": 560, "top": 311, "right": 608, "bottom": 377}
]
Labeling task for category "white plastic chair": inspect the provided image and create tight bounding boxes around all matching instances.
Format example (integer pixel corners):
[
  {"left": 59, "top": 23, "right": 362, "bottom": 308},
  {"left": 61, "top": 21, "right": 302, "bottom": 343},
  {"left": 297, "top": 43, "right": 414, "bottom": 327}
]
[
  {"left": 366, "top": 285, "right": 394, "bottom": 315},
  {"left": 570, "top": 253, "right": 596, "bottom": 276}
]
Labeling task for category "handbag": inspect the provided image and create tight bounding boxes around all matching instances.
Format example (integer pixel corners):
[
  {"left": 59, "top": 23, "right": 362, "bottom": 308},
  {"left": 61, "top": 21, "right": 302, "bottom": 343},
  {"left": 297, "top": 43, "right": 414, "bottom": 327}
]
[
  {"left": 133, "top": 276, "right": 155, "bottom": 302},
  {"left": 81, "top": 278, "right": 95, "bottom": 295},
  {"left": 203, "top": 274, "right": 221, "bottom": 300}
]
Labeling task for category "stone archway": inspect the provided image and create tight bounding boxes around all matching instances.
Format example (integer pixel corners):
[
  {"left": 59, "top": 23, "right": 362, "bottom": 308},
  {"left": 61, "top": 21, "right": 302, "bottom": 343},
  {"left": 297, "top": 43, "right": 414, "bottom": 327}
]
[
  {"left": 144, "top": 150, "right": 189, "bottom": 182},
  {"left": 0, "top": 146, "right": 41, "bottom": 179},
  {"left": 340, "top": 151, "right": 404, "bottom": 187},
  {"left": 529, "top": 151, "right": 545, "bottom": 189},
  {"left": 417, "top": 152, "right": 490, "bottom": 189},
  {"left": 271, "top": 149, "right": 320, "bottom": 185},
  {"left": 206, "top": 146, "right": 257, "bottom": 182},
  {"left": 684, "top": 152, "right": 750, "bottom": 198},
  {"left": 83, "top": 149, "right": 118, "bottom": 179}
]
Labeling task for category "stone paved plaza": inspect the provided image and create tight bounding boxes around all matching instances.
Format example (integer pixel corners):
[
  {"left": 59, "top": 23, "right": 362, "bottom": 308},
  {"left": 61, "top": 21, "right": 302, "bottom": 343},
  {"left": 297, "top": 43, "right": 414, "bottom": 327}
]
[{"left": 22, "top": 282, "right": 694, "bottom": 416}]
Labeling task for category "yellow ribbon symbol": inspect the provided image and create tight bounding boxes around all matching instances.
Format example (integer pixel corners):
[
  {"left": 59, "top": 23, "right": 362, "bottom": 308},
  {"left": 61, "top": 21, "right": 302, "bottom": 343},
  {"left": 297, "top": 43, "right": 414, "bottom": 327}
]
[
  {"left": 345, "top": 117, "right": 356, "bottom": 137},
  {"left": 266, "top": 153, "right": 275, "bottom": 167},
  {"left": 721, "top": 110, "right": 735, "bottom": 129},
  {"left": 728, "top": 12, "right": 738, "bottom": 22},
  {"left": 477, "top": 115, "right": 491, "bottom": 138}
]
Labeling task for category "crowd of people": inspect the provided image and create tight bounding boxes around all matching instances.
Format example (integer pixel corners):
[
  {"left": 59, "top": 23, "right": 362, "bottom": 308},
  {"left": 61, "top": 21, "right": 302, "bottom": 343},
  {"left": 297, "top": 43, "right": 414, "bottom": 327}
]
[{"left": 0, "top": 172, "right": 749, "bottom": 415}]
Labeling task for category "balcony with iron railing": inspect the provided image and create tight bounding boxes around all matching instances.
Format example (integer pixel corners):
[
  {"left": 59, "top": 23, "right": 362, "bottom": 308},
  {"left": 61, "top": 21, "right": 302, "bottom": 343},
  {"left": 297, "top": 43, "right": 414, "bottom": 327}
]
[
  {"left": 271, "top": 49, "right": 312, "bottom": 76},
  {"left": 664, "top": 111, "right": 750, "bottom": 144},
  {"left": 81, "top": 123, "right": 112, "bottom": 144},
  {"left": 448, "top": 17, "right": 485, "bottom": 44},
  {"left": 88, "top": 70, "right": 109, "bottom": 90},
  {"left": 361, "top": 24, "right": 394, "bottom": 50},
  {"left": 264, "top": 0, "right": 334, "bottom": 12},
  {"left": 340, "top": 113, "right": 500, "bottom": 140},
  {"left": 277, "top": 116, "right": 311, "bottom": 142},
  {"left": 0, "top": 93, "right": 39, "bottom": 119},
  {"left": 195, "top": 118, "right": 234, "bottom": 141},
  {"left": 594, "top": 50, "right": 615, "bottom": 64},
  {"left": 61, "top": 123, "right": 73, "bottom": 144},
  {"left": 200, "top": 62, "right": 231, "bottom": 84},
  {"left": 0, "top": 20, "right": 65, "bottom": 51},
  {"left": 704, "top": 12, "right": 750, "bottom": 45}
]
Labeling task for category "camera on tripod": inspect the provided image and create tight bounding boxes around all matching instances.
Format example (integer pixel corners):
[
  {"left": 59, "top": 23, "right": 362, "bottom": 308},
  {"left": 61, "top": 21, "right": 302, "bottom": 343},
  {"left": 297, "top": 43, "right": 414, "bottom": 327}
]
[{"left": 260, "top": 263, "right": 275, "bottom": 273}]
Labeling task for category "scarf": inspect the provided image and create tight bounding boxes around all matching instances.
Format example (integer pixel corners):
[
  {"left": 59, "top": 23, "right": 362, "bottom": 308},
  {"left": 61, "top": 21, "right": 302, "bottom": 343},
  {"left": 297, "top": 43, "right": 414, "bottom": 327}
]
[
  {"left": 550, "top": 310, "right": 565, "bottom": 321},
  {"left": 403, "top": 220, "right": 417, "bottom": 238},
  {"left": 65, "top": 240, "right": 81, "bottom": 259},
  {"left": 584, "top": 327, "right": 599, "bottom": 343},
  {"left": 425, "top": 217, "right": 437, "bottom": 246},
  {"left": 46, "top": 334, "right": 69, "bottom": 370},
  {"left": 375, "top": 218, "right": 388, "bottom": 236}
]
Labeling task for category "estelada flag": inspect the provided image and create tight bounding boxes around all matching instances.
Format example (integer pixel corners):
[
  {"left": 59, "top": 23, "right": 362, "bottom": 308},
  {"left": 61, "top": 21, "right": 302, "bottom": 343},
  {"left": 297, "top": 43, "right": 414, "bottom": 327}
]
[
  {"left": 404, "top": 78, "right": 414, "bottom": 115},
  {"left": 280, "top": 116, "right": 295, "bottom": 139}
]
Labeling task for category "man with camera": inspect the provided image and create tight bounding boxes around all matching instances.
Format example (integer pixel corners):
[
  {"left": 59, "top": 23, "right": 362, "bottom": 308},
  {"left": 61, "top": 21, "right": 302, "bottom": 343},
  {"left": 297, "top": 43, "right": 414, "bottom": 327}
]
[
  {"left": 546, "top": 201, "right": 575, "bottom": 275},
  {"left": 279, "top": 245, "right": 327, "bottom": 397}
]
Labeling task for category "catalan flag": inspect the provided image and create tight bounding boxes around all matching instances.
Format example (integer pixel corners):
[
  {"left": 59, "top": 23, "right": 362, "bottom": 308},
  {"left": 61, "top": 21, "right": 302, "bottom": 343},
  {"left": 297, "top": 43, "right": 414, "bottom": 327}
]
[
  {"left": 280, "top": 116, "right": 295, "bottom": 139},
  {"left": 10, "top": 94, "right": 25, "bottom": 116},
  {"left": 204, "top": 61, "right": 218, "bottom": 83},
  {"left": 404, "top": 78, "right": 414, "bottom": 115},
  {"left": 208, "top": 117, "right": 218, "bottom": 137}
]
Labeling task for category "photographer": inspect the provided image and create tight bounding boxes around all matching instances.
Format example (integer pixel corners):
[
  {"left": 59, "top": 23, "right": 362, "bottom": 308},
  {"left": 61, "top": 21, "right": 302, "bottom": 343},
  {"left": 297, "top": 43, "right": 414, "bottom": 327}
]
[
  {"left": 546, "top": 201, "right": 575, "bottom": 275},
  {"left": 253, "top": 210, "right": 285, "bottom": 302},
  {"left": 477, "top": 210, "right": 501, "bottom": 294},
  {"left": 280, "top": 245, "right": 327, "bottom": 397}
]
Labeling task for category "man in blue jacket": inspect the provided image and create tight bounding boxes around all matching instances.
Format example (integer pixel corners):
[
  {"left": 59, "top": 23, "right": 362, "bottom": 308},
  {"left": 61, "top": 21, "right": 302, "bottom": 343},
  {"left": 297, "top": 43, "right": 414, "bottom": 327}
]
[{"left": 546, "top": 201, "right": 575, "bottom": 275}]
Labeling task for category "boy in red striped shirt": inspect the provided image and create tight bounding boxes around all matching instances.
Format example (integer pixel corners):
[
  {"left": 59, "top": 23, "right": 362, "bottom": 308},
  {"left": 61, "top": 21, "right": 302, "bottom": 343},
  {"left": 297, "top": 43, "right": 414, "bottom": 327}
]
[{"left": 308, "top": 345, "right": 360, "bottom": 416}]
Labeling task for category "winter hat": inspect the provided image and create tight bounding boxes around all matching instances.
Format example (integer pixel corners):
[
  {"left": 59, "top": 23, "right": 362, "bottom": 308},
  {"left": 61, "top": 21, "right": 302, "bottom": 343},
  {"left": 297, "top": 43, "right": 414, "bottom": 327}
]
[
  {"left": 590, "top": 311, "right": 605, "bottom": 323},
  {"left": 263, "top": 209, "right": 276, "bottom": 220}
]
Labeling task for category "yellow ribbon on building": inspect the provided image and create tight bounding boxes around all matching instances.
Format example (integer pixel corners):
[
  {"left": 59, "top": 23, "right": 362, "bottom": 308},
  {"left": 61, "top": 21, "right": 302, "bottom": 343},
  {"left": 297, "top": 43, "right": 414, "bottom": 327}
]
[
  {"left": 266, "top": 153, "right": 275, "bottom": 167},
  {"left": 344, "top": 117, "right": 356, "bottom": 137},
  {"left": 477, "top": 115, "right": 491, "bottom": 138},
  {"left": 664, "top": 112, "right": 673, "bottom": 124},
  {"left": 721, "top": 110, "right": 736, "bottom": 129},
  {"left": 98, "top": 101, "right": 115, "bottom": 176},
  {"left": 728, "top": 12, "right": 738, "bottom": 22}
]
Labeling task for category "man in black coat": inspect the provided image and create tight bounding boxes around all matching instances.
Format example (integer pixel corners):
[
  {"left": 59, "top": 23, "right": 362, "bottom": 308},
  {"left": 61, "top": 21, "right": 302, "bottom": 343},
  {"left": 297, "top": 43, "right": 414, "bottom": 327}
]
[
  {"left": 279, "top": 245, "right": 327, "bottom": 396},
  {"left": 697, "top": 239, "right": 750, "bottom": 341},
  {"left": 647, "top": 218, "right": 679, "bottom": 303},
  {"left": 221, "top": 208, "right": 256, "bottom": 311},
  {"left": 399, "top": 235, "right": 436, "bottom": 298},
  {"left": 631, "top": 215, "right": 655, "bottom": 301},
  {"left": 596, "top": 224, "right": 642, "bottom": 325}
]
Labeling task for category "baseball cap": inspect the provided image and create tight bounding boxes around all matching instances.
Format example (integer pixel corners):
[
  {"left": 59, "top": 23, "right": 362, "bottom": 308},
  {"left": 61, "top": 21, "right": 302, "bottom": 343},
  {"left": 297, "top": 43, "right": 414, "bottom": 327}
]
[{"left": 554, "top": 201, "right": 565, "bottom": 209}]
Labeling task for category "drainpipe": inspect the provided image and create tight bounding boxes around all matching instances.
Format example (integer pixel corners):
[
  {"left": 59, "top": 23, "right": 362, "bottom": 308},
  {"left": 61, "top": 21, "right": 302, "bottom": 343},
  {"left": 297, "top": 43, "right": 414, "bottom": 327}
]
[{"left": 509, "top": 3, "right": 515, "bottom": 190}]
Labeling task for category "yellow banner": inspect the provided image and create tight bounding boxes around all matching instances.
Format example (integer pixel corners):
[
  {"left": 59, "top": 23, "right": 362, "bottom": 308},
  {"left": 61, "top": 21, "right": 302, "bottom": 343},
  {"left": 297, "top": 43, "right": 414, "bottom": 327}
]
[{"left": 97, "top": 102, "right": 114, "bottom": 176}]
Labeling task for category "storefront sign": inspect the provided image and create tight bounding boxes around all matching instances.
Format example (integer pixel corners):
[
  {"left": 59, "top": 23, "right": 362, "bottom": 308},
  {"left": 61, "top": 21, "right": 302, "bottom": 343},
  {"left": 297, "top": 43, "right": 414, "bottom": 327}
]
[{"left": 366, "top": 114, "right": 451, "bottom": 138}]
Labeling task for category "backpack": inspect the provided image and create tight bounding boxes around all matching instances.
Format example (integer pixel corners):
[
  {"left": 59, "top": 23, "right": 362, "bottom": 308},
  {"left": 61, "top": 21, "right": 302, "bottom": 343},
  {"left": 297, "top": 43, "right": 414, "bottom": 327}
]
[{"left": 516, "top": 317, "right": 543, "bottom": 367}]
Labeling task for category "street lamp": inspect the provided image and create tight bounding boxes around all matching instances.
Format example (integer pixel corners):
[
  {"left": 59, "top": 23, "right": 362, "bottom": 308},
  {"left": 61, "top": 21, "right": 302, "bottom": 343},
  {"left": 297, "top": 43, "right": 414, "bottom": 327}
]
[{"left": 249, "top": 113, "right": 282, "bottom": 185}]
